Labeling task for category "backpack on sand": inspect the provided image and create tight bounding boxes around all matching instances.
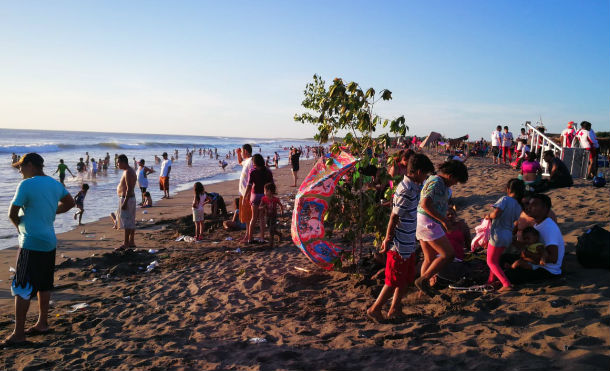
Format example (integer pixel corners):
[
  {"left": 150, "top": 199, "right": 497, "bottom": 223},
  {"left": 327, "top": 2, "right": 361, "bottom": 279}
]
[{"left": 576, "top": 225, "right": 610, "bottom": 270}]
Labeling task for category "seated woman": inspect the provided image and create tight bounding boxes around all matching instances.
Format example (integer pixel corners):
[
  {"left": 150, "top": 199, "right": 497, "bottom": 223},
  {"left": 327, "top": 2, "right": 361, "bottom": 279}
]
[
  {"left": 518, "top": 151, "right": 542, "bottom": 188},
  {"left": 512, "top": 139, "right": 530, "bottom": 169}
]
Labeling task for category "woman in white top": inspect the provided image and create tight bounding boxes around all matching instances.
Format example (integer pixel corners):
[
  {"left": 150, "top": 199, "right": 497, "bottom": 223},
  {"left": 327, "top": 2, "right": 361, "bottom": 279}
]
[{"left": 136, "top": 159, "right": 155, "bottom": 205}]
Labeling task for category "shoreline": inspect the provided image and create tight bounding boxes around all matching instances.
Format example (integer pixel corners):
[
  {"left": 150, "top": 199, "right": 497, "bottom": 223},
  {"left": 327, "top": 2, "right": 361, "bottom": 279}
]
[{"left": 0, "top": 154, "right": 609, "bottom": 370}]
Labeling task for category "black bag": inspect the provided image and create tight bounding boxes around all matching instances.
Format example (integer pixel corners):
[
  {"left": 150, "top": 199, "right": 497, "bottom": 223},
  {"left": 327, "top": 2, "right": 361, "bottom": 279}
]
[{"left": 576, "top": 225, "right": 610, "bottom": 269}]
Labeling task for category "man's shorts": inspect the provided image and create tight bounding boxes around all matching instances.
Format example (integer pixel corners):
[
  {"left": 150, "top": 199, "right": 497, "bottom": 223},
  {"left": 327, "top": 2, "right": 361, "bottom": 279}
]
[
  {"left": 117, "top": 196, "right": 136, "bottom": 229},
  {"left": 384, "top": 250, "right": 416, "bottom": 288},
  {"left": 159, "top": 176, "right": 170, "bottom": 191},
  {"left": 11, "top": 248, "right": 56, "bottom": 300},
  {"left": 492, "top": 146, "right": 500, "bottom": 157}
]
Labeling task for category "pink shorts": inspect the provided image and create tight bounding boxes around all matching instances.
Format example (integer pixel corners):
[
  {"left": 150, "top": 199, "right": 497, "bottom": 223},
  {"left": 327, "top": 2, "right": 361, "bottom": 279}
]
[{"left": 416, "top": 213, "right": 446, "bottom": 241}]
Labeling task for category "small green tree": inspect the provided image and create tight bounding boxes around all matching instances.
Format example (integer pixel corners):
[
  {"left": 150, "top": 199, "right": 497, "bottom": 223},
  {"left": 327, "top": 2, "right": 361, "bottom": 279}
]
[{"left": 294, "top": 74, "right": 408, "bottom": 266}]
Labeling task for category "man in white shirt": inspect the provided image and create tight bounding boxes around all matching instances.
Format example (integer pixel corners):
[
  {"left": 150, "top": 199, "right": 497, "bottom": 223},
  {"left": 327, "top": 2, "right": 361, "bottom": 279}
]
[
  {"left": 490, "top": 125, "right": 502, "bottom": 164},
  {"left": 501, "top": 125, "right": 514, "bottom": 164},
  {"left": 236, "top": 144, "right": 254, "bottom": 236},
  {"left": 159, "top": 152, "right": 172, "bottom": 199},
  {"left": 516, "top": 128, "right": 528, "bottom": 152},
  {"left": 507, "top": 193, "right": 564, "bottom": 284},
  {"left": 560, "top": 122, "right": 576, "bottom": 148}
]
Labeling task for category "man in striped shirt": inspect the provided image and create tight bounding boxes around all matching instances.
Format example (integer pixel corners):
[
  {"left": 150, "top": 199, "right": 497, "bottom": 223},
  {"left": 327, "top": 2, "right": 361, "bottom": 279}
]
[{"left": 367, "top": 154, "right": 435, "bottom": 322}]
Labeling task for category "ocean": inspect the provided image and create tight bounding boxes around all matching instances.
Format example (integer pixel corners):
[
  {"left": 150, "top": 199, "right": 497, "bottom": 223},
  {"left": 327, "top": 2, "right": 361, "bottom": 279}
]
[{"left": 0, "top": 128, "right": 315, "bottom": 250}]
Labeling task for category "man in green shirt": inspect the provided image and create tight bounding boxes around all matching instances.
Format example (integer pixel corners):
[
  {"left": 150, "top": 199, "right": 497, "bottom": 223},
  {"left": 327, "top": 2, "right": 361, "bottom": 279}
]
[{"left": 52, "top": 159, "right": 74, "bottom": 186}]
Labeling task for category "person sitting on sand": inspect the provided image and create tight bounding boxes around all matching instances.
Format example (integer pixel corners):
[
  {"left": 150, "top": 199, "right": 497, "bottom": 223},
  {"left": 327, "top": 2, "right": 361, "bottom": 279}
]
[
  {"left": 223, "top": 198, "right": 247, "bottom": 231},
  {"left": 542, "top": 150, "right": 573, "bottom": 189},
  {"left": 519, "top": 152, "right": 542, "bottom": 189},
  {"left": 511, "top": 226, "right": 547, "bottom": 270},
  {"left": 415, "top": 160, "right": 469, "bottom": 297},
  {"left": 73, "top": 183, "right": 89, "bottom": 226},
  {"left": 445, "top": 206, "right": 472, "bottom": 261},
  {"left": 484, "top": 178, "right": 525, "bottom": 292},
  {"left": 368, "top": 154, "right": 435, "bottom": 321},
  {"left": 142, "top": 191, "right": 153, "bottom": 208},
  {"left": 506, "top": 193, "right": 565, "bottom": 284}
]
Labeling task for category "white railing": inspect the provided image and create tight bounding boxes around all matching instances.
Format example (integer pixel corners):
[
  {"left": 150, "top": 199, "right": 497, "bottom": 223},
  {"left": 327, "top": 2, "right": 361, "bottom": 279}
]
[{"left": 526, "top": 122, "right": 563, "bottom": 176}]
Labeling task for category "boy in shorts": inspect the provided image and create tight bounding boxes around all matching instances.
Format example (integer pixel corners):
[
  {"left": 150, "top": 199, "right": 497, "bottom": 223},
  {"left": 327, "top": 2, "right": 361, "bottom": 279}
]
[
  {"left": 73, "top": 183, "right": 89, "bottom": 225},
  {"left": 367, "top": 153, "right": 435, "bottom": 321},
  {"left": 261, "top": 183, "right": 284, "bottom": 247}
]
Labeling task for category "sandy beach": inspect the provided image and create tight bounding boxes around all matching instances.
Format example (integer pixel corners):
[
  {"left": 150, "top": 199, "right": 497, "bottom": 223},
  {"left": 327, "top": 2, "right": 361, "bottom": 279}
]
[{"left": 0, "top": 154, "right": 608, "bottom": 370}]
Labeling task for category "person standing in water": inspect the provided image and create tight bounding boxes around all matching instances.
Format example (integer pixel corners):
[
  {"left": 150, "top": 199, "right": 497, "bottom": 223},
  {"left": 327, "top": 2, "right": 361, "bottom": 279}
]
[{"left": 52, "top": 159, "right": 74, "bottom": 186}]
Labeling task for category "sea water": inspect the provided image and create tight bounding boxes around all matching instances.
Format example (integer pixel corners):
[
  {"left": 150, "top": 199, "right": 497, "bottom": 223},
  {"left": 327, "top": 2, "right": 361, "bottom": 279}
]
[{"left": 0, "top": 128, "right": 315, "bottom": 249}]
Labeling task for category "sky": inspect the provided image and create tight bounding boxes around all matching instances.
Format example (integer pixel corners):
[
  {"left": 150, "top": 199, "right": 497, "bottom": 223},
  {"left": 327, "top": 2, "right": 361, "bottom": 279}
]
[{"left": 0, "top": 0, "right": 608, "bottom": 139}]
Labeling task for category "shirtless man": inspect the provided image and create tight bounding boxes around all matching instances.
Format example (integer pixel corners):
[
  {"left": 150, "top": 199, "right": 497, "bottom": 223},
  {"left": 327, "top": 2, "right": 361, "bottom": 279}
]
[{"left": 116, "top": 154, "right": 137, "bottom": 249}]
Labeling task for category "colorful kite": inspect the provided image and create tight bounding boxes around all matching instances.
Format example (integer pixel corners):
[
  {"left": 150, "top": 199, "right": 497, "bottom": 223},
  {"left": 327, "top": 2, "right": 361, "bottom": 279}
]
[{"left": 291, "top": 151, "right": 358, "bottom": 270}]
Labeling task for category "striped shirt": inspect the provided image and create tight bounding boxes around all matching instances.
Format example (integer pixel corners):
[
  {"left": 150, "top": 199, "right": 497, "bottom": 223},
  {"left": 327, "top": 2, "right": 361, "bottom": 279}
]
[{"left": 390, "top": 176, "right": 420, "bottom": 259}]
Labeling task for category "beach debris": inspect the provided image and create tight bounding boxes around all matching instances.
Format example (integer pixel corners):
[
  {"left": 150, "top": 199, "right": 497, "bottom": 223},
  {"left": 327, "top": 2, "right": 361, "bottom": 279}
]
[
  {"left": 149, "top": 219, "right": 154, "bottom": 222},
  {"left": 225, "top": 237, "right": 233, "bottom": 241},
  {"left": 69, "top": 303, "right": 89, "bottom": 312},
  {"left": 175, "top": 235, "right": 185, "bottom": 242},
  {"left": 85, "top": 234, "right": 95, "bottom": 238},
  {"left": 9, "top": 267, "right": 16, "bottom": 273},
  {"left": 183, "top": 236, "right": 196, "bottom": 243},
  {"left": 142, "top": 210, "right": 148, "bottom": 214},
  {"left": 146, "top": 261, "right": 159, "bottom": 272},
  {"left": 91, "top": 268, "right": 97, "bottom": 273},
  {"left": 235, "top": 248, "right": 242, "bottom": 253},
  {"left": 294, "top": 266, "right": 311, "bottom": 273},
  {"left": 91, "top": 278, "right": 98, "bottom": 282},
  {"left": 148, "top": 249, "right": 158, "bottom": 254},
  {"left": 123, "top": 296, "right": 131, "bottom": 300},
  {"left": 249, "top": 337, "right": 267, "bottom": 344},
  {"left": 99, "top": 235, "right": 108, "bottom": 241}
]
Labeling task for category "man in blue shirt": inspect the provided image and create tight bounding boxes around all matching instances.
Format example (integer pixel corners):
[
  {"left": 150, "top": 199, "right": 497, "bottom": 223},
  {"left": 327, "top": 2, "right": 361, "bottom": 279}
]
[{"left": 3, "top": 153, "right": 75, "bottom": 346}]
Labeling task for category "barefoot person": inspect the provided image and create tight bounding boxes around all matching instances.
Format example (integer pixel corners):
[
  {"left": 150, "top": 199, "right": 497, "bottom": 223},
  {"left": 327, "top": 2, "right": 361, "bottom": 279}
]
[
  {"left": 415, "top": 160, "right": 468, "bottom": 297},
  {"left": 52, "top": 159, "right": 74, "bottom": 186},
  {"left": 4, "top": 153, "right": 75, "bottom": 346},
  {"left": 237, "top": 144, "right": 254, "bottom": 241},
  {"left": 136, "top": 159, "right": 155, "bottom": 205},
  {"left": 367, "top": 154, "right": 435, "bottom": 321},
  {"left": 159, "top": 152, "right": 172, "bottom": 199},
  {"left": 290, "top": 147, "right": 302, "bottom": 187},
  {"left": 116, "top": 154, "right": 137, "bottom": 249}
]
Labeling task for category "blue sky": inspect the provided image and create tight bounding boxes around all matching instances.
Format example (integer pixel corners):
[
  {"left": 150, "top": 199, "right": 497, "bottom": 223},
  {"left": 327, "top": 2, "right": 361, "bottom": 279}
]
[{"left": 0, "top": 0, "right": 608, "bottom": 139}]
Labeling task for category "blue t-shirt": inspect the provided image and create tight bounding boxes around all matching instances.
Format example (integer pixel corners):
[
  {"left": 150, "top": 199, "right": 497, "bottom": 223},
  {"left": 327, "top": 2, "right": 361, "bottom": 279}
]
[{"left": 11, "top": 176, "right": 69, "bottom": 252}]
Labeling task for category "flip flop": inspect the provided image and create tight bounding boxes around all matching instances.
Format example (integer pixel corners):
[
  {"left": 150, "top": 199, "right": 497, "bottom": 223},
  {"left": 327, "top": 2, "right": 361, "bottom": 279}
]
[{"left": 25, "top": 328, "right": 52, "bottom": 336}]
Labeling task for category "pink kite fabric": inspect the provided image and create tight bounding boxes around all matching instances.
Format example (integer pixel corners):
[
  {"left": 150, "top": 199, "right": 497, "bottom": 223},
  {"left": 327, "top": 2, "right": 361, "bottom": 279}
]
[
  {"left": 471, "top": 218, "right": 491, "bottom": 252},
  {"left": 291, "top": 151, "right": 357, "bottom": 270}
]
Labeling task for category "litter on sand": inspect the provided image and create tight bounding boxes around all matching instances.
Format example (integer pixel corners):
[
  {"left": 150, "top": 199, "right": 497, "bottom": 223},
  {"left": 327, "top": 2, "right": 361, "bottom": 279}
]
[
  {"left": 294, "top": 266, "right": 311, "bottom": 273},
  {"left": 183, "top": 236, "right": 196, "bottom": 243},
  {"left": 225, "top": 237, "right": 233, "bottom": 241},
  {"left": 148, "top": 249, "right": 158, "bottom": 254},
  {"left": 9, "top": 267, "right": 16, "bottom": 273},
  {"left": 249, "top": 337, "right": 267, "bottom": 344},
  {"left": 146, "top": 261, "right": 158, "bottom": 272},
  {"left": 69, "top": 303, "right": 89, "bottom": 312},
  {"left": 175, "top": 235, "right": 185, "bottom": 242}
]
